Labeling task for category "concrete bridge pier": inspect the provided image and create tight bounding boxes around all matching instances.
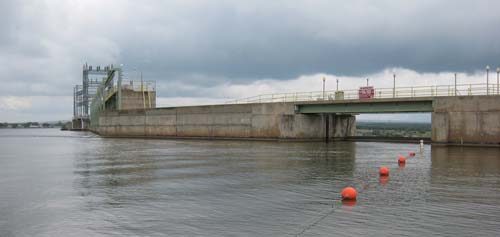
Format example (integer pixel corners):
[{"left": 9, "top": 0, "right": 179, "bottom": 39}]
[
  {"left": 71, "top": 117, "right": 89, "bottom": 130},
  {"left": 432, "top": 96, "right": 500, "bottom": 144},
  {"left": 323, "top": 114, "right": 356, "bottom": 141}
]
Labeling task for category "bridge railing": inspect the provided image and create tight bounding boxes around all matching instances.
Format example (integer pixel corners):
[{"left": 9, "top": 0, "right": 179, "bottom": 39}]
[{"left": 227, "top": 83, "right": 500, "bottom": 104}]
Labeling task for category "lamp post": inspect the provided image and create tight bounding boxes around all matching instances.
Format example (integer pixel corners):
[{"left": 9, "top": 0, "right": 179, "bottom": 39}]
[
  {"left": 454, "top": 73, "right": 457, "bottom": 96},
  {"left": 336, "top": 79, "right": 339, "bottom": 92},
  {"left": 497, "top": 67, "right": 500, "bottom": 95},
  {"left": 486, "top": 65, "right": 490, "bottom": 95},
  {"left": 366, "top": 78, "right": 369, "bottom": 86},
  {"left": 322, "top": 77, "right": 326, "bottom": 100},
  {"left": 392, "top": 70, "right": 396, "bottom": 98}
]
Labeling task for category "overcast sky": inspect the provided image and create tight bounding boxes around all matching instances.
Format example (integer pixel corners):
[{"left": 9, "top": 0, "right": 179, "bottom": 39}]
[{"left": 1, "top": 0, "right": 500, "bottom": 122}]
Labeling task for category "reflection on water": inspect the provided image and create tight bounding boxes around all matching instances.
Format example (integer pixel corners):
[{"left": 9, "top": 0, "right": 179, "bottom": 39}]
[
  {"left": 432, "top": 146, "right": 500, "bottom": 176},
  {"left": 0, "top": 129, "right": 499, "bottom": 236}
]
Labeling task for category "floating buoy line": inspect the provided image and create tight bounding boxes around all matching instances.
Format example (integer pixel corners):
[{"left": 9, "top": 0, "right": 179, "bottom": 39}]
[{"left": 295, "top": 144, "right": 424, "bottom": 236}]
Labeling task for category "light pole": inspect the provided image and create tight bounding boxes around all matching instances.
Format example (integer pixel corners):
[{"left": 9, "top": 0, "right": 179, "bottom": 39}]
[
  {"left": 454, "top": 73, "right": 457, "bottom": 96},
  {"left": 486, "top": 65, "right": 490, "bottom": 95},
  {"left": 366, "top": 78, "right": 369, "bottom": 86},
  {"left": 497, "top": 67, "right": 500, "bottom": 95},
  {"left": 322, "top": 77, "right": 326, "bottom": 100},
  {"left": 392, "top": 70, "right": 396, "bottom": 98},
  {"left": 336, "top": 79, "right": 339, "bottom": 92}
]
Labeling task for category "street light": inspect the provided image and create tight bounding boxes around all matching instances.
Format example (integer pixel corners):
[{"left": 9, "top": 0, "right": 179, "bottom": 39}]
[
  {"left": 366, "top": 78, "right": 369, "bottom": 86},
  {"left": 392, "top": 69, "right": 396, "bottom": 98},
  {"left": 336, "top": 79, "right": 339, "bottom": 92},
  {"left": 486, "top": 65, "right": 490, "bottom": 95},
  {"left": 454, "top": 73, "right": 457, "bottom": 96},
  {"left": 322, "top": 77, "right": 326, "bottom": 100},
  {"left": 497, "top": 67, "right": 500, "bottom": 95}
]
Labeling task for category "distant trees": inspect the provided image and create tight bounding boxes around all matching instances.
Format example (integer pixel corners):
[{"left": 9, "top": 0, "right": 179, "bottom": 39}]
[{"left": 0, "top": 121, "right": 67, "bottom": 128}]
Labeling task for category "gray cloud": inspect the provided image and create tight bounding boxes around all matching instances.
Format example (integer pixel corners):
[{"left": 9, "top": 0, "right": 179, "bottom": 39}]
[
  {"left": 1, "top": 0, "right": 500, "bottom": 121},
  {"left": 117, "top": 0, "right": 500, "bottom": 79}
]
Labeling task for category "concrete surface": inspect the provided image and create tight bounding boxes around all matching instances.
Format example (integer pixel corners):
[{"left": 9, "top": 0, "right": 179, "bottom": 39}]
[
  {"left": 432, "top": 95, "right": 500, "bottom": 144},
  {"left": 121, "top": 89, "right": 156, "bottom": 110},
  {"left": 91, "top": 95, "right": 500, "bottom": 144},
  {"left": 93, "top": 102, "right": 356, "bottom": 140}
]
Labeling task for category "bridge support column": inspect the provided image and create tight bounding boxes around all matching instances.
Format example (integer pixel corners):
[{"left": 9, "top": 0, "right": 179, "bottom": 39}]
[
  {"left": 71, "top": 118, "right": 90, "bottom": 131},
  {"left": 432, "top": 95, "right": 500, "bottom": 144},
  {"left": 324, "top": 114, "right": 356, "bottom": 140}
]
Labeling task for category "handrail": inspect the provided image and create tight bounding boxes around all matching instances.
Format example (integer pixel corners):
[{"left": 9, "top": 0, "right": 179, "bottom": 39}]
[{"left": 226, "top": 83, "right": 500, "bottom": 104}]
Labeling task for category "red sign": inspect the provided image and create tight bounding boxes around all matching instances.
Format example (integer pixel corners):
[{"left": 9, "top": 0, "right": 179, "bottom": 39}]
[{"left": 359, "top": 86, "right": 375, "bottom": 99}]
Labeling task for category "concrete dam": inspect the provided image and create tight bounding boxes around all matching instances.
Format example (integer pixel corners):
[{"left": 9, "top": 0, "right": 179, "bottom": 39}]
[
  {"left": 74, "top": 64, "right": 500, "bottom": 145},
  {"left": 92, "top": 95, "right": 500, "bottom": 145},
  {"left": 93, "top": 102, "right": 356, "bottom": 141}
]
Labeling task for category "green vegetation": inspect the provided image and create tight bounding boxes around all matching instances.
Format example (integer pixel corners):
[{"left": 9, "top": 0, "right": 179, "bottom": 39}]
[
  {"left": 356, "top": 121, "right": 431, "bottom": 138},
  {"left": 0, "top": 121, "right": 68, "bottom": 129}
]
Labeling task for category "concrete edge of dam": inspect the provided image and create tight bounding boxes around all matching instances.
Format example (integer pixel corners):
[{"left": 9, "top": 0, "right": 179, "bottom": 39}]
[
  {"left": 91, "top": 102, "right": 356, "bottom": 140},
  {"left": 89, "top": 95, "right": 500, "bottom": 146}
]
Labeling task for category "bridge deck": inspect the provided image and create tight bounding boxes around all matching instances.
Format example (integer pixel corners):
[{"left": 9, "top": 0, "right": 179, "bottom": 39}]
[{"left": 295, "top": 97, "right": 434, "bottom": 114}]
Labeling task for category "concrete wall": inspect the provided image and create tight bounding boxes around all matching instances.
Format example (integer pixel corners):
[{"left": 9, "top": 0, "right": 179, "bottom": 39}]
[
  {"left": 432, "top": 95, "right": 500, "bottom": 144},
  {"left": 121, "top": 89, "right": 156, "bottom": 110},
  {"left": 92, "top": 94, "right": 500, "bottom": 144},
  {"left": 71, "top": 118, "right": 89, "bottom": 130},
  {"left": 93, "top": 102, "right": 356, "bottom": 140}
]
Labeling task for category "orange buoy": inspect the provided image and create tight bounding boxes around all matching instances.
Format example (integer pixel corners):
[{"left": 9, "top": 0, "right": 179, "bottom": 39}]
[
  {"left": 379, "top": 166, "right": 389, "bottom": 176},
  {"left": 409, "top": 152, "right": 416, "bottom": 157},
  {"left": 341, "top": 187, "right": 357, "bottom": 200},
  {"left": 398, "top": 156, "right": 406, "bottom": 164}
]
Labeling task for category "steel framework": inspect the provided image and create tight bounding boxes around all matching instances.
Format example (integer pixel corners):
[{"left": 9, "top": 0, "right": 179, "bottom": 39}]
[
  {"left": 73, "top": 64, "right": 116, "bottom": 119},
  {"left": 88, "top": 67, "right": 156, "bottom": 128}
]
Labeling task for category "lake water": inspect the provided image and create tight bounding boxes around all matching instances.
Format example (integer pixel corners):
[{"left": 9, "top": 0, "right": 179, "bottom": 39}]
[{"left": 1, "top": 129, "right": 499, "bottom": 236}]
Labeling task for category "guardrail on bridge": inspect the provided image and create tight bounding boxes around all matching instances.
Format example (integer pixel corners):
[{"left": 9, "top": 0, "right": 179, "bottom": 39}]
[{"left": 227, "top": 83, "right": 500, "bottom": 104}]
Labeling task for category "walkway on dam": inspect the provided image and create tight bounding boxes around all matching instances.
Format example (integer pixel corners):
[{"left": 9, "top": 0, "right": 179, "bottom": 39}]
[
  {"left": 229, "top": 82, "right": 497, "bottom": 102},
  {"left": 227, "top": 82, "right": 499, "bottom": 114}
]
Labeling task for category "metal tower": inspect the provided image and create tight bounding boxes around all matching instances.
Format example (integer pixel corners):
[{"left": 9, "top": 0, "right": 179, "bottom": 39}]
[{"left": 72, "top": 63, "right": 113, "bottom": 129}]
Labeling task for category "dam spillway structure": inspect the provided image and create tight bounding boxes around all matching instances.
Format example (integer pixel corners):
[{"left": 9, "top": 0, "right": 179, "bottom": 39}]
[
  {"left": 72, "top": 64, "right": 156, "bottom": 130},
  {"left": 85, "top": 66, "right": 500, "bottom": 145}
]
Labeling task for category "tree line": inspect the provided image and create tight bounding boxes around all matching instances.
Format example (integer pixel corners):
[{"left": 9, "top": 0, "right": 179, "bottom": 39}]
[{"left": 0, "top": 121, "right": 66, "bottom": 128}]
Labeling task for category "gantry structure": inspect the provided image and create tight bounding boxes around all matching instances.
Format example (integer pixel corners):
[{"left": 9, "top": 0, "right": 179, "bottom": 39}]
[
  {"left": 72, "top": 63, "right": 156, "bottom": 130},
  {"left": 73, "top": 64, "right": 121, "bottom": 129}
]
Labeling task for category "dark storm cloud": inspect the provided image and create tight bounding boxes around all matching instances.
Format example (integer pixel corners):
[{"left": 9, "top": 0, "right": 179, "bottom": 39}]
[
  {"left": 115, "top": 0, "right": 500, "bottom": 82},
  {"left": 1, "top": 0, "right": 500, "bottom": 121},
  {"left": 3, "top": 0, "right": 500, "bottom": 87}
]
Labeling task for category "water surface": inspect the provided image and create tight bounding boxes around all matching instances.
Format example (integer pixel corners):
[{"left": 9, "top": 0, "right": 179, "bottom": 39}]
[{"left": 1, "top": 129, "right": 499, "bottom": 236}]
